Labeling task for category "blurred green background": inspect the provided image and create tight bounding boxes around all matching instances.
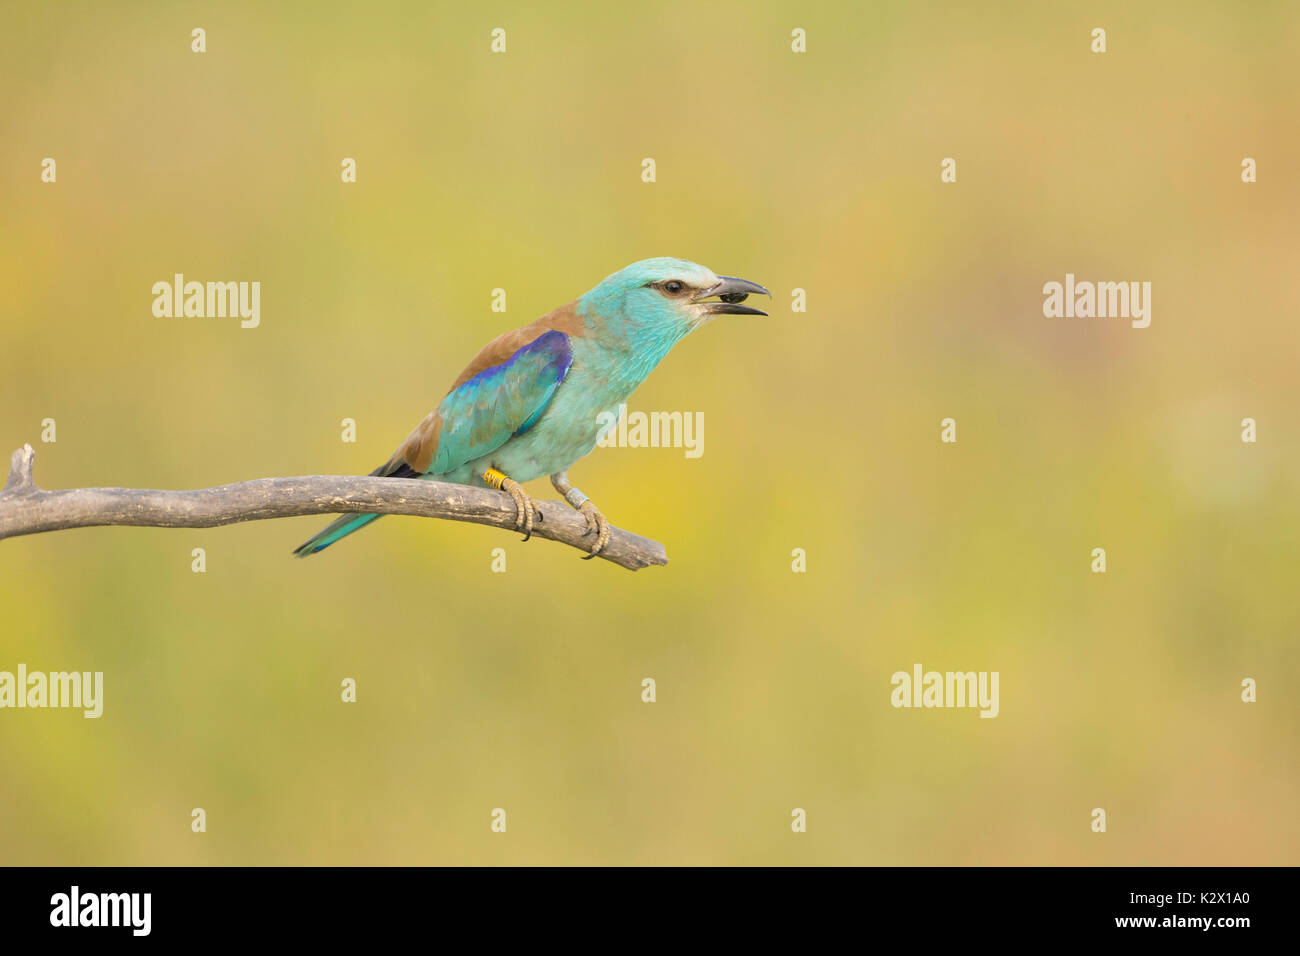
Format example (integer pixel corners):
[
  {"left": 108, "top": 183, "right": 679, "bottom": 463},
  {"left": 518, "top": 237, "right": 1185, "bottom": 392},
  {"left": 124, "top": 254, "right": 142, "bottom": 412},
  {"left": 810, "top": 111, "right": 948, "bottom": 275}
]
[{"left": 1, "top": 1, "right": 1297, "bottom": 865}]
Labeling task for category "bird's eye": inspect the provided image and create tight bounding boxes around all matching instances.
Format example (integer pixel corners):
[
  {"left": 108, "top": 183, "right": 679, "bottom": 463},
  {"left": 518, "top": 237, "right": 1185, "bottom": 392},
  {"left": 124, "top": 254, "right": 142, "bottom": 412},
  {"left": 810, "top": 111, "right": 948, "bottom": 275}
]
[{"left": 663, "top": 280, "right": 686, "bottom": 296}]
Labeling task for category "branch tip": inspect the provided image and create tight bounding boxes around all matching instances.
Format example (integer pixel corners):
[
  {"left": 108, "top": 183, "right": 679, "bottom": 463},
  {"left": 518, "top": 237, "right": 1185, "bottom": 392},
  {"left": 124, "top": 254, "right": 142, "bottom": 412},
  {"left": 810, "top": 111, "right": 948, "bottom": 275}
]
[{"left": 4, "top": 444, "right": 36, "bottom": 494}]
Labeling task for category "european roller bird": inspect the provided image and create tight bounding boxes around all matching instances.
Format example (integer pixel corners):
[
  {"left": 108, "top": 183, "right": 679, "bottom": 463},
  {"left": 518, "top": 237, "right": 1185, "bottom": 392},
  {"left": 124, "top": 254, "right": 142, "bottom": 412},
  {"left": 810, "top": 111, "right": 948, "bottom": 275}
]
[{"left": 293, "top": 258, "right": 769, "bottom": 559}]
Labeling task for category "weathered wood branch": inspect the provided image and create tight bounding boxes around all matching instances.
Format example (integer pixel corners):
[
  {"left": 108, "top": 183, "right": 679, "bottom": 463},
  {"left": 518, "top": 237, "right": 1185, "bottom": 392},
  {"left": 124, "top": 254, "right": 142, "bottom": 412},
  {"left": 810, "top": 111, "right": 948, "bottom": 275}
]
[{"left": 0, "top": 444, "right": 667, "bottom": 570}]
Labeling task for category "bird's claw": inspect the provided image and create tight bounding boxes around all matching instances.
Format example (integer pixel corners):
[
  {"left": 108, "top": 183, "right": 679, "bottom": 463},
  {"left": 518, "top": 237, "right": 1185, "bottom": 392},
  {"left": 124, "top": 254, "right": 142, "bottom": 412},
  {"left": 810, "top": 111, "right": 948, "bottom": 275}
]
[
  {"left": 500, "top": 477, "right": 536, "bottom": 541},
  {"left": 548, "top": 471, "right": 609, "bottom": 560},
  {"left": 578, "top": 500, "right": 610, "bottom": 559}
]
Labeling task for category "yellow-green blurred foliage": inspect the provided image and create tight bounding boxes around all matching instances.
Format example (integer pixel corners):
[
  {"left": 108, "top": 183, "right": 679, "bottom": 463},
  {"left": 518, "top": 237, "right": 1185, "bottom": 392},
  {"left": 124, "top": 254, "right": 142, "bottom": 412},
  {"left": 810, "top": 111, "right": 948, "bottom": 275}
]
[{"left": 2, "top": 1, "right": 1297, "bottom": 865}]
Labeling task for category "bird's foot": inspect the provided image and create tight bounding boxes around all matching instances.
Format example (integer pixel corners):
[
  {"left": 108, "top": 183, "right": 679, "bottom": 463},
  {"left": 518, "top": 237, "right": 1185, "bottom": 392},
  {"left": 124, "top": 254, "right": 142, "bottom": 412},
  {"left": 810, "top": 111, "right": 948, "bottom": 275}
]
[
  {"left": 550, "top": 470, "right": 610, "bottom": 558},
  {"left": 575, "top": 499, "right": 610, "bottom": 559},
  {"left": 483, "top": 468, "right": 538, "bottom": 541}
]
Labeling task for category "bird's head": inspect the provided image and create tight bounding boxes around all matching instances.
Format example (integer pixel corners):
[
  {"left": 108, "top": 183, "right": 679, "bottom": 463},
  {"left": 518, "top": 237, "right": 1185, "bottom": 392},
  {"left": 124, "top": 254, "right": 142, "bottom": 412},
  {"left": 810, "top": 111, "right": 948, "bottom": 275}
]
[{"left": 578, "top": 257, "right": 770, "bottom": 346}]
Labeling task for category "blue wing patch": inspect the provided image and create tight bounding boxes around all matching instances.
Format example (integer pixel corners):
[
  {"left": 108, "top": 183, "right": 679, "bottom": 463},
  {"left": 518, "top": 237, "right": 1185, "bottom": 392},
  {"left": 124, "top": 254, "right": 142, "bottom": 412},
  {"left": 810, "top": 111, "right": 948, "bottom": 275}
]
[{"left": 431, "top": 330, "right": 573, "bottom": 475}]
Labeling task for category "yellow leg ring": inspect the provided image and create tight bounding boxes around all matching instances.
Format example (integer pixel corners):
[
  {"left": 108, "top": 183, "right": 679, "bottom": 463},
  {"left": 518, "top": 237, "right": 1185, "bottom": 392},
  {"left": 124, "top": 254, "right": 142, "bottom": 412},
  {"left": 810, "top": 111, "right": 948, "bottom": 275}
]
[{"left": 482, "top": 467, "right": 507, "bottom": 490}]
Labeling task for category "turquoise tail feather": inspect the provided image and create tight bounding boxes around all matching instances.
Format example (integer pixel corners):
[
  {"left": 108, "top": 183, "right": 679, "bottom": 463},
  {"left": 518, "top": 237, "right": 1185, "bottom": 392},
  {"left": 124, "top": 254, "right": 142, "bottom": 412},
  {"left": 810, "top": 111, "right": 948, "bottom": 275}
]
[{"left": 293, "top": 512, "right": 383, "bottom": 557}]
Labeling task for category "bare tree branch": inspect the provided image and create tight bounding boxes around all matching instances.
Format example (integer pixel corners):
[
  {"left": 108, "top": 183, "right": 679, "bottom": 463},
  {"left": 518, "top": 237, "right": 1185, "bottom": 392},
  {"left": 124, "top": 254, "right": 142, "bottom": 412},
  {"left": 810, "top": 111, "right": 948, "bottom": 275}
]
[{"left": 0, "top": 444, "right": 667, "bottom": 571}]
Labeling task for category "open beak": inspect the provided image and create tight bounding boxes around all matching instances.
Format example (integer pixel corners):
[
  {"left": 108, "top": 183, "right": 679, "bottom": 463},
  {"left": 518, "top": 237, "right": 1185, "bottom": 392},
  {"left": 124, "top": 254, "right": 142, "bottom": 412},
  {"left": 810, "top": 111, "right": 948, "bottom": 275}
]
[{"left": 693, "top": 275, "right": 771, "bottom": 315}]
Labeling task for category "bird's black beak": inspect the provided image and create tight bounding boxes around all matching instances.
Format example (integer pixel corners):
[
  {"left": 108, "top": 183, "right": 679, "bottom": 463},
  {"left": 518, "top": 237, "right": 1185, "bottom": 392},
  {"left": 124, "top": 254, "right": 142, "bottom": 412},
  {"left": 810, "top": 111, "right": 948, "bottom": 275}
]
[{"left": 694, "top": 275, "right": 771, "bottom": 315}]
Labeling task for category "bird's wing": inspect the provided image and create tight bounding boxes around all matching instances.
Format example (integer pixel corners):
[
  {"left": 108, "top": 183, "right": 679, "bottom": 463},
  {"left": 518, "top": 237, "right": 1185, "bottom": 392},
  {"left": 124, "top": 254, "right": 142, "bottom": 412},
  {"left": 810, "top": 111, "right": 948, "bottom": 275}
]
[{"left": 387, "top": 328, "right": 573, "bottom": 477}]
